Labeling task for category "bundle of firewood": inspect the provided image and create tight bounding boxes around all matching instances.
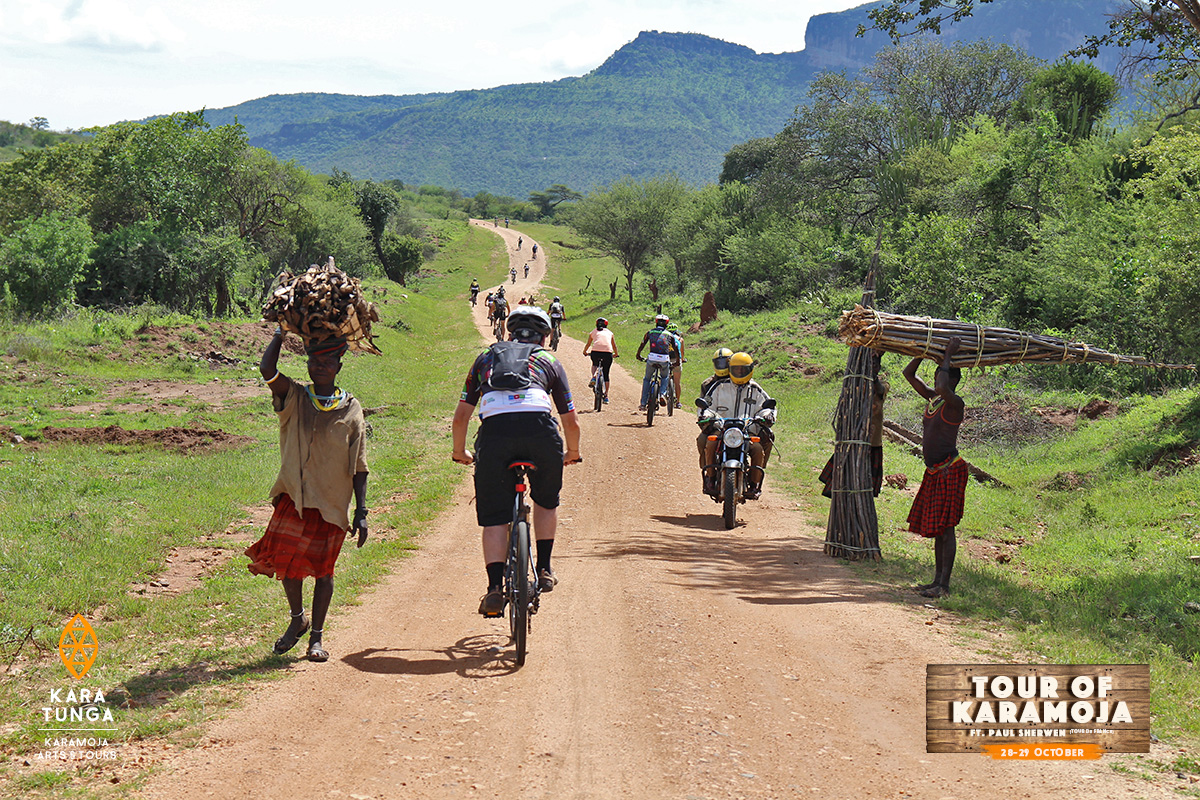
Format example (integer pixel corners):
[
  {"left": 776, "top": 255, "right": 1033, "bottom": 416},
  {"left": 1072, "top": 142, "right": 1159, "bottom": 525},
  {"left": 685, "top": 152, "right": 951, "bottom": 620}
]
[
  {"left": 838, "top": 305, "right": 1194, "bottom": 370},
  {"left": 262, "top": 258, "right": 381, "bottom": 354}
]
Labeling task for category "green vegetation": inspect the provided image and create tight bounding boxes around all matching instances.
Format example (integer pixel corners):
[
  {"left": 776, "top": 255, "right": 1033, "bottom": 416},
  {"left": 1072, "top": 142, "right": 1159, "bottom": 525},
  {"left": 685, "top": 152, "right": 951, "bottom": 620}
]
[
  {"left": 0, "top": 220, "right": 496, "bottom": 794},
  {"left": 522, "top": 219, "right": 1200, "bottom": 759}
]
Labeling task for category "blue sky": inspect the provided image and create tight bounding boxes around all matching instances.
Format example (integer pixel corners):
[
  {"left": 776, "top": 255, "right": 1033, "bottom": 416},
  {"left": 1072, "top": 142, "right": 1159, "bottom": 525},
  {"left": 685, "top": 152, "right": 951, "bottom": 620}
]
[{"left": 1, "top": 0, "right": 867, "bottom": 131}]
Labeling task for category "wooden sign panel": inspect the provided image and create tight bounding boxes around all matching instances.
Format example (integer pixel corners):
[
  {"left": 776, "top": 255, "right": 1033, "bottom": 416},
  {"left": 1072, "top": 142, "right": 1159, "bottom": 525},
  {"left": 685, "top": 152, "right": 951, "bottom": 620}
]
[{"left": 926, "top": 664, "right": 1150, "bottom": 754}]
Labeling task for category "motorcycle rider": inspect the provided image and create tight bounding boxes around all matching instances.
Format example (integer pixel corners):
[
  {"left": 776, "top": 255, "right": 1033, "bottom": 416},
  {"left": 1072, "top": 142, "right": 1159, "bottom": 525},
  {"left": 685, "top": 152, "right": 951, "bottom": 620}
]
[
  {"left": 451, "top": 306, "right": 582, "bottom": 615},
  {"left": 635, "top": 314, "right": 678, "bottom": 411},
  {"left": 698, "top": 352, "right": 776, "bottom": 499},
  {"left": 695, "top": 348, "right": 733, "bottom": 487}
]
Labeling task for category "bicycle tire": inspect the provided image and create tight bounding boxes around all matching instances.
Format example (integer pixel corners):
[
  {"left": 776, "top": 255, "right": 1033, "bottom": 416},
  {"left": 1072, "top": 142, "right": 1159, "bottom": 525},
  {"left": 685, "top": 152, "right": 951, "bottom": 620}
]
[
  {"left": 509, "top": 519, "right": 531, "bottom": 665},
  {"left": 723, "top": 470, "right": 737, "bottom": 529},
  {"left": 550, "top": 328, "right": 560, "bottom": 351},
  {"left": 593, "top": 373, "right": 603, "bottom": 412},
  {"left": 646, "top": 375, "right": 657, "bottom": 426},
  {"left": 667, "top": 376, "right": 675, "bottom": 417}
]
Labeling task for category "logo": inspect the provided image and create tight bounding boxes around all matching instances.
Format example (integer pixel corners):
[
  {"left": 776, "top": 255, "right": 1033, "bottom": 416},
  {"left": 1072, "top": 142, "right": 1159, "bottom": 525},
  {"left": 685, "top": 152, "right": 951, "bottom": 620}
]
[
  {"left": 57, "top": 615, "right": 99, "bottom": 680},
  {"left": 927, "top": 664, "right": 1150, "bottom": 757}
]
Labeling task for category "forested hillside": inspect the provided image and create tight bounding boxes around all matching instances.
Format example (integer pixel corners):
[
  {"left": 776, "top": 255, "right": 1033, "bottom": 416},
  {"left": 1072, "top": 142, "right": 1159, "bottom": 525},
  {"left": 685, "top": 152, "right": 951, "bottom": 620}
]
[{"left": 186, "top": 0, "right": 1120, "bottom": 195}]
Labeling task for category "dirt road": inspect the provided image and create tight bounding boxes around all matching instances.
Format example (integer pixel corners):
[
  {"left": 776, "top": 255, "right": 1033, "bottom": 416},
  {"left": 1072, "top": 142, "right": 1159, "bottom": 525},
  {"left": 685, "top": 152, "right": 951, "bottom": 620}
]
[{"left": 139, "top": 223, "right": 1176, "bottom": 799}]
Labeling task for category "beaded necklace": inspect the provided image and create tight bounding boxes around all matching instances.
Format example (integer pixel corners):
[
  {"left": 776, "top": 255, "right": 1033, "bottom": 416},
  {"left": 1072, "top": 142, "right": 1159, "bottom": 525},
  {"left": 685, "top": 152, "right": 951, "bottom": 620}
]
[{"left": 306, "top": 385, "right": 347, "bottom": 412}]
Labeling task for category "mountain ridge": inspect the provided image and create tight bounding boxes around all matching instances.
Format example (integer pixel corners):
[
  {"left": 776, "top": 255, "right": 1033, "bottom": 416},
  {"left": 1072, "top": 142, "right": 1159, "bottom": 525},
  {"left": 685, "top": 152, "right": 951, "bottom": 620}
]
[{"left": 195, "top": 1, "right": 1121, "bottom": 196}]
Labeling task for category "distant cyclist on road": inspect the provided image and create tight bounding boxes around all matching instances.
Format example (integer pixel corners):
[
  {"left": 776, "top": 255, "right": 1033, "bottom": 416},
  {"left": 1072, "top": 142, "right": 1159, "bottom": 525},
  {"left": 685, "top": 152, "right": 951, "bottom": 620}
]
[
  {"left": 490, "top": 287, "right": 509, "bottom": 338},
  {"left": 470, "top": 279, "right": 480, "bottom": 305},
  {"left": 510, "top": 266, "right": 517, "bottom": 284},
  {"left": 524, "top": 263, "right": 530, "bottom": 278},
  {"left": 583, "top": 318, "right": 618, "bottom": 404},
  {"left": 451, "top": 306, "right": 582, "bottom": 615},
  {"left": 532, "top": 243, "right": 539, "bottom": 259},
  {"left": 548, "top": 297, "right": 565, "bottom": 339}
]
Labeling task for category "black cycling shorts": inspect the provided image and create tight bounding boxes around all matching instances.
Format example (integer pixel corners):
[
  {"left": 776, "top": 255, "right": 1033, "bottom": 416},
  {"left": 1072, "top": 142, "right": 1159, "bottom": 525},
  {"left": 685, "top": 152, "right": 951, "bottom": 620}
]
[
  {"left": 589, "top": 351, "right": 614, "bottom": 381},
  {"left": 473, "top": 414, "right": 564, "bottom": 527}
]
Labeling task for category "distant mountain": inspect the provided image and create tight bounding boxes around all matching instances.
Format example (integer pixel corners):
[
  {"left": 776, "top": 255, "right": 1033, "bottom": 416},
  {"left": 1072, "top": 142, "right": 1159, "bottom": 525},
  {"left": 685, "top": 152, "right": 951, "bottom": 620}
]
[{"left": 195, "top": 0, "right": 1120, "bottom": 197}]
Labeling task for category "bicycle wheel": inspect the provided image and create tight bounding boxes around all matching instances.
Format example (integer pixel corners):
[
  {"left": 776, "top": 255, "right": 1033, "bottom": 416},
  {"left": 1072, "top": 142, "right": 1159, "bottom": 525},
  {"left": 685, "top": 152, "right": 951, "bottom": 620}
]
[
  {"left": 551, "top": 327, "right": 560, "bottom": 351},
  {"left": 508, "top": 519, "right": 531, "bottom": 665},
  {"left": 646, "top": 375, "right": 657, "bottom": 426},
  {"left": 593, "top": 372, "right": 603, "bottom": 412},
  {"left": 667, "top": 375, "right": 675, "bottom": 417},
  {"left": 722, "top": 470, "right": 737, "bottom": 529}
]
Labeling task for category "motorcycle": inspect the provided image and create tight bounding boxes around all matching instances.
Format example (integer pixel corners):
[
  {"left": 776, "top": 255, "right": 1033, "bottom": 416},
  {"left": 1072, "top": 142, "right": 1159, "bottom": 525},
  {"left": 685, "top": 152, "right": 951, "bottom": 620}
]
[{"left": 696, "top": 397, "right": 776, "bottom": 529}]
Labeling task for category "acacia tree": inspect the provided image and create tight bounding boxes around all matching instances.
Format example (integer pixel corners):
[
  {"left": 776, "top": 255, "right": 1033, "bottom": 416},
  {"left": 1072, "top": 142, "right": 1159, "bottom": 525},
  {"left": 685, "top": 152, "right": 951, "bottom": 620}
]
[
  {"left": 528, "top": 184, "right": 582, "bottom": 217},
  {"left": 568, "top": 175, "right": 687, "bottom": 301}
]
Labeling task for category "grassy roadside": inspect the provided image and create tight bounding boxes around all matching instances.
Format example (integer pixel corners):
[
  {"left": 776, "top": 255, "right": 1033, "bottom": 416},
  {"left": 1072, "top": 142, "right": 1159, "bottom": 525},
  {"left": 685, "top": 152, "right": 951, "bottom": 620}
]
[
  {"left": 514, "top": 222, "right": 1200, "bottom": 770},
  {"left": 0, "top": 220, "right": 502, "bottom": 797}
]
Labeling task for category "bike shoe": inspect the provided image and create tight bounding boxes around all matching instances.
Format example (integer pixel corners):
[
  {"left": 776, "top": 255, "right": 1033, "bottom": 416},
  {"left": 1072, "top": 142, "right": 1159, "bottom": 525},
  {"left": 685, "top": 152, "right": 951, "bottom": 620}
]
[
  {"left": 478, "top": 589, "right": 506, "bottom": 617},
  {"left": 538, "top": 569, "right": 558, "bottom": 593},
  {"left": 588, "top": 378, "right": 595, "bottom": 388},
  {"left": 603, "top": 396, "right": 609, "bottom": 403},
  {"left": 659, "top": 396, "right": 668, "bottom": 407},
  {"left": 674, "top": 401, "right": 682, "bottom": 409},
  {"left": 638, "top": 405, "right": 646, "bottom": 412}
]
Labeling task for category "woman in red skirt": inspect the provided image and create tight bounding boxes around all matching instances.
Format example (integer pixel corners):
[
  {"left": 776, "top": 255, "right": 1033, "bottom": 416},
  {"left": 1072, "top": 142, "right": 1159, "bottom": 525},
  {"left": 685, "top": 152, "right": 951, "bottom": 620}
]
[
  {"left": 902, "top": 336, "right": 967, "bottom": 599},
  {"left": 246, "top": 330, "right": 369, "bottom": 661}
]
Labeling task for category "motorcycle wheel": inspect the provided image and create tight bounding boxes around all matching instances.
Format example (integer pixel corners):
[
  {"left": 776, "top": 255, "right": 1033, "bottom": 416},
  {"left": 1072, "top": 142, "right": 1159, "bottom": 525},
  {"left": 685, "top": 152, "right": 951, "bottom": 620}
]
[{"left": 722, "top": 470, "right": 737, "bottom": 529}]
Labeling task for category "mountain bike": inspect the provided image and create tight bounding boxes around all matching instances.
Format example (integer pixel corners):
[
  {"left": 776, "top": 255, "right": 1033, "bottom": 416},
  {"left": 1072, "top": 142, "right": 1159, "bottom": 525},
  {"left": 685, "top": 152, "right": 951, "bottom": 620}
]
[
  {"left": 643, "top": 359, "right": 670, "bottom": 426},
  {"left": 549, "top": 321, "right": 561, "bottom": 351},
  {"left": 493, "top": 316, "right": 504, "bottom": 342},
  {"left": 592, "top": 362, "right": 606, "bottom": 412},
  {"left": 504, "top": 461, "right": 540, "bottom": 666}
]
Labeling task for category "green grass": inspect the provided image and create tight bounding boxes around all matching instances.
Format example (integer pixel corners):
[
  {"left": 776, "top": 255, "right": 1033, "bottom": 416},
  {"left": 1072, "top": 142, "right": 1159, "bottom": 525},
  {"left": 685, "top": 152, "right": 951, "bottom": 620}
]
[{"left": 0, "top": 218, "right": 501, "bottom": 796}]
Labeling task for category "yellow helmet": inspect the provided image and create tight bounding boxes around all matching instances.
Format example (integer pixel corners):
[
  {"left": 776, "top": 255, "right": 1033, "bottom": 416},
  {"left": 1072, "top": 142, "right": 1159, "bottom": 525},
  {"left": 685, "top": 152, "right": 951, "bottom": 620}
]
[
  {"left": 712, "top": 347, "right": 734, "bottom": 378},
  {"left": 729, "top": 352, "right": 754, "bottom": 385}
]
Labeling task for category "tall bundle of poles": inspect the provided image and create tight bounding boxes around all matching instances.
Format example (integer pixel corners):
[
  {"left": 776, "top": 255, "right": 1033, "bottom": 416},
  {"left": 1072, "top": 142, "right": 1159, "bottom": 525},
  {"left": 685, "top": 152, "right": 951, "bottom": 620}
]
[
  {"left": 839, "top": 306, "right": 1195, "bottom": 371},
  {"left": 825, "top": 265, "right": 882, "bottom": 561}
]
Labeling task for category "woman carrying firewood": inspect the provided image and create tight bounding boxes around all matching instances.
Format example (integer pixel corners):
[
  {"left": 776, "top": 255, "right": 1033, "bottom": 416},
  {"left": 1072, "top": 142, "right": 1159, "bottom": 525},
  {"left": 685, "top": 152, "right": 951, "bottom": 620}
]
[
  {"left": 902, "top": 336, "right": 967, "bottom": 599},
  {"left": 246, "top": 329, "right": 369, "bottom": 662}
]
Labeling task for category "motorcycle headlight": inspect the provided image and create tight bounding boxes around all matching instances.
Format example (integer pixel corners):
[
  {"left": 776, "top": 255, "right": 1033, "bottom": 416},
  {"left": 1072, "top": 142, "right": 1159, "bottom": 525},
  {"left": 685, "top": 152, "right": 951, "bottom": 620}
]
[{"left": 722, "top": 426, "right": 744, "bottom": 448}]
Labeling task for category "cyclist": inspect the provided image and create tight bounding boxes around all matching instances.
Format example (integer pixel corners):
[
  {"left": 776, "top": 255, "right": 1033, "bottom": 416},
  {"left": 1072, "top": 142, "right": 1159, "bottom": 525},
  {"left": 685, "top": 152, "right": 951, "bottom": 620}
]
[
  {"left": 634, "top": 314, "right": 677, "bottom": 411},
  {"left": 517, "top": 236, "right": 523, "bottom": 250},
  {"left": 509, "top": 265, "right": 517, "bottom": 284},
  {"left": 451, "top": 306, "right": 582, "bottom": 615},
  {"left": 524, "top": 263, "right": 530, "bottom": 278},
  {"left": 699, "top": 352, "right": 776, "bottom": 499},
  {"left": 470, "top": 279, "right": 480, "bottom": 305},
  {"left": 532, "top": 243, "right": 539, "bottom": 258},
  {"left": 490, "top": 287, "right": 509, "bottom": 338},
  {"left": 548, "top": 296, "right": 565, "bottom": 339},
  {"left": 695, "top": 347, "right": 733, "bottom": 487},
  {"left": 582, "top": 317, "right": 618, "bottom": 403},
  {"left": 484, "top": 291, "right": 495, "bottom": 323},
  {"left": 667, "top": 323, "right": 686, "bottom": 409}
]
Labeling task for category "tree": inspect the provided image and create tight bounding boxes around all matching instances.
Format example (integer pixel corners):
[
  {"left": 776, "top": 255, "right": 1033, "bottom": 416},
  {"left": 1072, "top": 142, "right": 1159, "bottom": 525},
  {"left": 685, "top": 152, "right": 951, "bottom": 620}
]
[
  {"left": 0, "top": 213, "right": 93, "bottom": 314},
  {"left": 528, "top": 184, "right": 582, "bottom": 217},
  {"left": 351, "top": 180, "right": 401, "bottom": 276},
  {"left": 568, "top": 175, "right": 687, "bottom": 301},
  {"left": 864, "top": 0, "right": 1200, "bottom": 86},
  {"left": 380, "top": 232, "right": 423, "bottom": 285},
  {"left": 1014, "top": 60, "right": 1119, "bottom": 140},
  {"left": 718, "top": 138, "right": 776, "bottom": 185}
]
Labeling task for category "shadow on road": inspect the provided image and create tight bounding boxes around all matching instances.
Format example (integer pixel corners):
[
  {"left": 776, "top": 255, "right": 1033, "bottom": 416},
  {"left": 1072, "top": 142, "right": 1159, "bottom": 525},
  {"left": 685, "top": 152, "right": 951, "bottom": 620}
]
[
  {"left": 585, "top": 526, "right": 901, "bottom": 607},
  {"left": 340, "top": 634, "right": 525, "bottom": 678}
]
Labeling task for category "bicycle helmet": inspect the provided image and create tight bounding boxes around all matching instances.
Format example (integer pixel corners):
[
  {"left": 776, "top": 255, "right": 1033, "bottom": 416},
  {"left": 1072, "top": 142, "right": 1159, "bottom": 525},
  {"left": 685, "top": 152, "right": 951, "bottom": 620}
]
[
  {"left": 553, "top": 296, "right": 560, "bottom": 303},
  {"left": 729, "top": 352, "right": 754, "bottom": 385},
  {"left": 506, "top": 306, "right": 552, "bottom": 343},
  {"left": 654, "top": 314, "right": 669, "bottom": 328},
  {"left": 596, "top": 318, "right": 608, "bottom": 329},
  {"left": 497, "top": 286, "right": 505, "bottom": 296},
  {"left": 712, "top": 347, "right": 733, "bottom": 378}
]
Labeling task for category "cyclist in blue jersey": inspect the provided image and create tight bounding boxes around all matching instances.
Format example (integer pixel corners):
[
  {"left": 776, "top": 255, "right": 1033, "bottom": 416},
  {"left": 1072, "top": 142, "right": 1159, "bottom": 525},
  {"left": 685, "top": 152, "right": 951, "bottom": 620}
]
[{"left": 634, "top": 314, "right": 679, "bottom": 411}]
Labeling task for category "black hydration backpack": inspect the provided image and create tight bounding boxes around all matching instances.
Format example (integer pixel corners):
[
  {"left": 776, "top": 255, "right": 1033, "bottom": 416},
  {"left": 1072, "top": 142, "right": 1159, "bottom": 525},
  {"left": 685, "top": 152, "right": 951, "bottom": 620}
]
[{"left": 485, "top": 342, "right": 539, "bottom": 391}]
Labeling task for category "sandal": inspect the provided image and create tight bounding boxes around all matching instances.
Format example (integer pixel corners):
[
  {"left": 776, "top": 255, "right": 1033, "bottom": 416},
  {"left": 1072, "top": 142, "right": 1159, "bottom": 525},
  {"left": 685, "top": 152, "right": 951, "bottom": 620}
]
[
  {"left": 272, "top": 611, "right": 310, "bottom": 655},
  {"left": 306, "top": 629, "right": 329, "bottom": 662}
]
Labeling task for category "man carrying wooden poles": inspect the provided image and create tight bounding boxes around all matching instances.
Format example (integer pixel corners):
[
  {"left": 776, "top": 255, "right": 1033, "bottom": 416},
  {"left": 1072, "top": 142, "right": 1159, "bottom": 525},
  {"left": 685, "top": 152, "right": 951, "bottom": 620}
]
[{"left": 902, "top": 336, "right": 968, "bottom": 598}]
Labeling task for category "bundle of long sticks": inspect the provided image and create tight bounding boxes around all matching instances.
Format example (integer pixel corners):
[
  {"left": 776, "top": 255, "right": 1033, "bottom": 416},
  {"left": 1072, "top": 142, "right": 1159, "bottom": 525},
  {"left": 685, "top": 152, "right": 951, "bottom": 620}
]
[
  {"left": 825, "top": 264, "right": 883, "bottom": 562},
  {"left": 263, "top": 257, "right": 382, "bottom": 354},
  {"left": 838, "top": 305, "right": 1195, "bottom": 370}
]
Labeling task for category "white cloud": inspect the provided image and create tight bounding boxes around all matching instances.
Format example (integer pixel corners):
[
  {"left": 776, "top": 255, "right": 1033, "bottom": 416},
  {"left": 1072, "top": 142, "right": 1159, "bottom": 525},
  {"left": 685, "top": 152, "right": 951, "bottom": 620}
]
[{"left": 6, "top": 0, "right": 181, "bottom": 50}]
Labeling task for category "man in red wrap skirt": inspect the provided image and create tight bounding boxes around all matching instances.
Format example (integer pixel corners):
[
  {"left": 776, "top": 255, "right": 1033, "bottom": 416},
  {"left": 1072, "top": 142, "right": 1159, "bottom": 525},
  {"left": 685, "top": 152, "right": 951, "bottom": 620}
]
[
  {"left": 902, "top": 336, "right": 967, "bottom": 598},
  {"left": 246, "top": 328, "right": 369, "bottom": 661}
]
